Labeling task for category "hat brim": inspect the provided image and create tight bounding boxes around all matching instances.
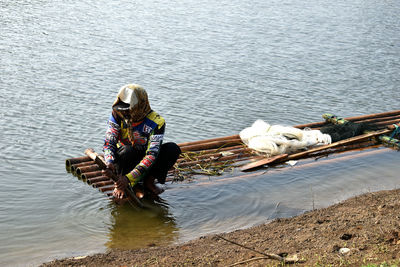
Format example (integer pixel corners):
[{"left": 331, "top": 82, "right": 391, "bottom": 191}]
[{"left": 113, "top": 102, "right": 130, "bottom": 111}]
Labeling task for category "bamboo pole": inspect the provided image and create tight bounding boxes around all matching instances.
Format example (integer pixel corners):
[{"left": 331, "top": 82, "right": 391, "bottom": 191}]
[
  {"left": 76, "top": 164, "right": 101, "bottom": 176},
  {"left": 291, "top": 110, "right": 400, "bottom": 130},
  {"left": 305, "top": 139, "right": 379, "bottom": 158},
  {"left": 240, "top": 154, "right": 289, "bottom": 171},
  {"left": 85, "top": 148, "right": 143, "bottom": 208},
  {"left": 92, "top": 180, "right": 114, "bottom": 188},
  {"left": 295, "top": 115, "right": 400, "bottom": 131},
  {"left": 287, "top": 127, "right": 396, "bottom": 161},
  {"left": 372, "top": 119, "right": 400, "bottom": 127},
  {"left": 180, "top": 140, "right": 244, "bottom": 153},
  {"left": 99, "top": 185, "right": 115, "bottom": 193},
  {"left": 65, "top": 156, "right": 92, "bottom": 168},
  {"left": 293, "top": 121, "right": 327, "bottom": 129},
  {"left": 323, "top": 113, "right": 400, "bottom": 126},
  {"left": 342, "top": 110, "right": 400, "bottom": 122},
  {"left": 86, "top": 175, "right": 110, "bottom": 184},
  {"left": 311, "top": 117, "right": 398, "bottom": 131},
  {"left": 351, "top": 114, "right": 400, "bottom": 124},
  {"left": 70, "top": 161, "right": 95, "bottom": 173},
  {"left": 81, "top": 170, "right": 103, "bottom": 180},
  {"left": 178, "top": 135, "right": 240, "bottom": 147}
]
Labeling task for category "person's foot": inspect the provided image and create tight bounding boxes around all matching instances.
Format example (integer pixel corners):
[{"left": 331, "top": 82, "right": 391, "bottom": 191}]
[
  {"left": 134, "top": 187, "right": 144, "bottom": 199},
  {"left": 152, "top": 184, "right": 165, "bottom": 195},
  {"left": 147, "top": 182, "right": 164, "bottom": 195},
  {"left": 144, "top": 176, "right": 164, "bottom": 195}
]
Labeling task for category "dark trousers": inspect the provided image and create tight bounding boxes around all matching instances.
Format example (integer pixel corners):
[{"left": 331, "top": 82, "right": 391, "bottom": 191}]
[{"left": 115, "top": 142, "right": 181, "bottom": 184}]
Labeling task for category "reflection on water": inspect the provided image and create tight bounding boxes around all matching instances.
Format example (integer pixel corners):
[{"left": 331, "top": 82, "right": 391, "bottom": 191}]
[{"left": 106, "top": 199, "right": 178, "bottom": 249}]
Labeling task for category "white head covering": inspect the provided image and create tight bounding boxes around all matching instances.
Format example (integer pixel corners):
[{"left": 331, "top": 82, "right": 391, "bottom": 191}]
[{"left": 112, "top": 84, "right": 151, "bottom": 122}]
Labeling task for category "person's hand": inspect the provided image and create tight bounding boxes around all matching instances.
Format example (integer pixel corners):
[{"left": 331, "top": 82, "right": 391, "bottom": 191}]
[
  {"left": 115, "top": 175, "right": 129, "bottom": 191},
  {"left": 112, "top": 187, "right": 126, "bottom": 201},
  {"left": 102, "top": 162, "right": 115, "bottom": 178},
  {"left": 106, "top": 162, "right": 115, "bottom": 171},
  {"left": 113, "top": 176, "right": 129, "bottom": 200}
]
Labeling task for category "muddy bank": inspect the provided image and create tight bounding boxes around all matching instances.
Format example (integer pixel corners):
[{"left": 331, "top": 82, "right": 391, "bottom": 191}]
[{"left": 42, "top": 188, "right": 400, "bottom": 266}]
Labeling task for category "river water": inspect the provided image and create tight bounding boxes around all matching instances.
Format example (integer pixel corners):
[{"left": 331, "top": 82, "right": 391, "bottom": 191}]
[{"left": 1, "top": 0, "right": 399, "bottom": 266}]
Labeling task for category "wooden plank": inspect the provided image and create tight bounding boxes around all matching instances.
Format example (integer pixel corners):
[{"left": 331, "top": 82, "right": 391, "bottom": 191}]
[
  {"left": 240, "top": 154, "right": 288, "bottom": 171},
  {"left": 287, "top": 127, "right": 394, "bottom": 160}
]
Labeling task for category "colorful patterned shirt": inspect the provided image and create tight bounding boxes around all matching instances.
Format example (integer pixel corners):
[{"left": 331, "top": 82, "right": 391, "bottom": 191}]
[{"left": 103, "top": 110, "right": 165, "bottom": 185}]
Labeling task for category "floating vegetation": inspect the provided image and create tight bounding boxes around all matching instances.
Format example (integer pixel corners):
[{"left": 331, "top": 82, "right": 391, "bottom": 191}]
[
  {"left": 172, "top": 160, "right": 236, "bottom": 182},
  {"left": 170, "top": 145, "right": 254, "bottom": 182}
]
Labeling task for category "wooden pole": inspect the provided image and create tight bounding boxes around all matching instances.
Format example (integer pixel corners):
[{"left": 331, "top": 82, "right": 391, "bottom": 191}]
[
  {"left": 372, "top": 119, "right": 400, "bottom": 127},
  {"left": 75, "top": 164, "right": 101, "bottom": 176},
  {"left": 99, "top": 185, "right": 115, "bottom": 193},
  {"left": 84, "top": 148, "right": 143, "bottom": 208},
  {"left": 240, "top": 154, "right": 289, "bottom": 171},
  {"left": 65, "top": 156, "right": 92, "bottom": 168},
  {"left": 178, "top": 135, "right": 240, "bottom": 147},
  {"left": 291, "top": 110, "right": 400, "bottom": 129},
  {"left": 81, "top": 170, "right": 103, "bottom": 180},
  {"left": 287, "top": 127, "right": 395, "bottom": 160},
  {"left": 351, "top": 114, "right": 400, "bottom": 124},
  {"left": 342, "top": 110, "right": 400, "bottom": 121},
  {"left": 86, "top": 175, "right": 111, "bottom": 184},
  {"left": 180, "top": 140, "right": 244, "bottom": 153},
  {"left": 70, "top": 161, "right": 95, "bottom": 173},
  {"left": 92, "top": 180, "right": 114, "bottom": 188}
]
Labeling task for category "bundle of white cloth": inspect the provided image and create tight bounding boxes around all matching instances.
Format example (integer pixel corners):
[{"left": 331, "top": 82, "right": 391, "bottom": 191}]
[{"left": 240, "top": 120, "right": 332, "bottom": 156}]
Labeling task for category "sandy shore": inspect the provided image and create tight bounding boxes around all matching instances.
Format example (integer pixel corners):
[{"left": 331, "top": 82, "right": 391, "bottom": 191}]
[{"left": 41, "top": 188, "right": 400, "bottom": 266}]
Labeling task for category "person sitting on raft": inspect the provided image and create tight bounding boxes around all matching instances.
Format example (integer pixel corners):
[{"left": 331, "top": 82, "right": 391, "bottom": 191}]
[{"left": 103, "top": 84, "right": 181, "bottom": 200}]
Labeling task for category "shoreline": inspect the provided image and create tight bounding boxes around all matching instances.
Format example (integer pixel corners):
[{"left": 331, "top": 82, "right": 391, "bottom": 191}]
[{"left": 42, "top": 188, "right": 400, "bottom": 266}]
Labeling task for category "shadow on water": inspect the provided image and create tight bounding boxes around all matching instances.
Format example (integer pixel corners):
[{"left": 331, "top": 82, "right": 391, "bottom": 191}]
[{"left": 105, "top": 198, "right": 179, "bottom": 249}]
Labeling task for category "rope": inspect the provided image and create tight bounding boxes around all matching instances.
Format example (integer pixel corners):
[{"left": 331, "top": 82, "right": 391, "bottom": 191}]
[{"left": 389, "top": 124, "right": 400, "bottom": 141}]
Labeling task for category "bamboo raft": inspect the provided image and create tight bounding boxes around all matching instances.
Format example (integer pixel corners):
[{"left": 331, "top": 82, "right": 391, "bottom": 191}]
[{"left": 65, "top": 110, "right": 400, "bottom": 200}]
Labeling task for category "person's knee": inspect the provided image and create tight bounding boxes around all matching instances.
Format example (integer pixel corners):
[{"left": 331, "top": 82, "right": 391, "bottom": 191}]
[
  {"left": 116, "top": 145, "right": 136, "bottom": 160},
  {"left": 162, "top": 142, "right": 181, "bottom": 159}
]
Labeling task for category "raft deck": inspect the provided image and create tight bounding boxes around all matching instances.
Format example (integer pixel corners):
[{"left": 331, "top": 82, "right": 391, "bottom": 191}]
[{"left": 65, "top": 110, "right": 400, "bottom": 199}]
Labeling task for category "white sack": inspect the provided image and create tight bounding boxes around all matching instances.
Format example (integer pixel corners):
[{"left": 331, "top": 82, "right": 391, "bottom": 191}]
[{"left": 240, "top": 120, "right": 331, "bottom": 156}]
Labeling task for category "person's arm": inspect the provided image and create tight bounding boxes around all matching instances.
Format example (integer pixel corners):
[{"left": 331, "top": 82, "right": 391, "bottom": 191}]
[
  {"left": 103, "top": 111, "right": 121, "bottom": 165},
  {"left": 125, "top": 123, "right": 165, "bottom": 186},
  {"left": 103, "top": 111, "right": 129, "bottom": 199}
]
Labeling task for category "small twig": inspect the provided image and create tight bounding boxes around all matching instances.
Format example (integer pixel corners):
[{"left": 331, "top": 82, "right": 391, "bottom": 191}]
[
  {"left": 227, "top": 256, "right": 270, "bottom": 266},
  {"left": 216, "top": 234, "right": 301, "bottom": 264}
]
